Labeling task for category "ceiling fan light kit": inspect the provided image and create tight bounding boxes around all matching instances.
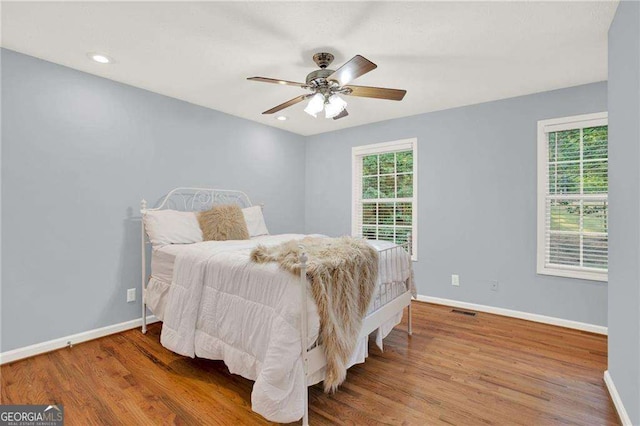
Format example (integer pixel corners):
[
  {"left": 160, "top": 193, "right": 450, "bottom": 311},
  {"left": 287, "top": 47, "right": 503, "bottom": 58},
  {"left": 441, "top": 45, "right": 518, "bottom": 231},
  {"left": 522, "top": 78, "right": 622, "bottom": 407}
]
[
  {"left": 304, "top": 93, "right": 324, "bottom": 118},
  {"left": 325, "top": 95, "right": 347, "bottom": 119},
  {"left": 248, "top": 52, "right": 407, "bottom": 120}
]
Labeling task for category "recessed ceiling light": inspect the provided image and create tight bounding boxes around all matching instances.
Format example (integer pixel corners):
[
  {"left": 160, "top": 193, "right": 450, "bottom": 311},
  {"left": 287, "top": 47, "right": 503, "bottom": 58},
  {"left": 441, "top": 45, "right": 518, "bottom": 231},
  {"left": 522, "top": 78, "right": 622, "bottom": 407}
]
[
  {"left": 276, "top": 115, "right": 288, "bottom": 121},
  {"left": 88, "top": 53, "right": 113, "bottom": 64}
]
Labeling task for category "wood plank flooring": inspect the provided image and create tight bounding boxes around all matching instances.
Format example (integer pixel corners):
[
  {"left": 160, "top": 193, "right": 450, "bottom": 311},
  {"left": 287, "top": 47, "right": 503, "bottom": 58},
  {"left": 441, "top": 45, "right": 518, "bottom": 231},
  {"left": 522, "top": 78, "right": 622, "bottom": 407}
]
[{"left": 1, "top": 302, "right": 619, "bottom": 425}]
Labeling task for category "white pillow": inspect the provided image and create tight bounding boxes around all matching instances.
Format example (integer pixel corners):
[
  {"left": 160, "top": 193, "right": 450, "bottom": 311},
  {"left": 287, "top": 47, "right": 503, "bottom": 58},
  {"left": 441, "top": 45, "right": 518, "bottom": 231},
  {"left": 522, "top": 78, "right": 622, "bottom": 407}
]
[
  {"left": 143, "top": 209, "right": 203, "bottom": 246},
  {"left": 242, "top": 206, "right": 269, "bottom": 237}
]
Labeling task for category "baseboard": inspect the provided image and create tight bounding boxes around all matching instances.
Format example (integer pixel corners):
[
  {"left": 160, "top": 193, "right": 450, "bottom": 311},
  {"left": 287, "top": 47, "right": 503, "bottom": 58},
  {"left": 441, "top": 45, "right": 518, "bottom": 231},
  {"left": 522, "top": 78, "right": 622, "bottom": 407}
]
[
  {"left": 416, "top": 295, "right": 607, "bottom": 335},
  {"left": 604, "top": 370, "right": 633, "bottom": 426},
  {"left": 0, "top": 315, "right": 159, "bottom": 365},
  {"left": 0, "top": 297, "right": 607, "bottom": 364}
]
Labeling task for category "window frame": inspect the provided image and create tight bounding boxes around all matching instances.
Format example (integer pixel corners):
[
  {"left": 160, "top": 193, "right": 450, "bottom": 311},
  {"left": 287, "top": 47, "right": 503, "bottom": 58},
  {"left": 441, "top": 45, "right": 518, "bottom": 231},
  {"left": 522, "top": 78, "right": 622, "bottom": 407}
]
[
  {"left": 536, "top": 112, "right": 608, "bottom": 282},
  {"left": 352, "top": 138, "right": 418, "bottom": 261}
]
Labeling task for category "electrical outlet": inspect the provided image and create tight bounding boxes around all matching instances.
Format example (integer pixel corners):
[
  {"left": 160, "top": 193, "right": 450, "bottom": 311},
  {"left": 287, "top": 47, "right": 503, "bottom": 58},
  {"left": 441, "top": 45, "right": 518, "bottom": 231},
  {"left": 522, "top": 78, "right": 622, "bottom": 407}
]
[
  {"left": 451, "top": 274, "right": 460, "bottom": 286},
  {"left": 127, "top": 288, "right": 136, "bottom": 303},
  {"left": 490, "top": 281, "right": 499, "bottom": 291}
]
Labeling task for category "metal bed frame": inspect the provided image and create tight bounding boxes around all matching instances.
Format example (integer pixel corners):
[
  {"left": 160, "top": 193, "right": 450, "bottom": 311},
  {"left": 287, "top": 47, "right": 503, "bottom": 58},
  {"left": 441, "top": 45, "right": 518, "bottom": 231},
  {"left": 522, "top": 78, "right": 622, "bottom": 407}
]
[{"left": 140, "top": 188, "right": 413, "bottom": 425}]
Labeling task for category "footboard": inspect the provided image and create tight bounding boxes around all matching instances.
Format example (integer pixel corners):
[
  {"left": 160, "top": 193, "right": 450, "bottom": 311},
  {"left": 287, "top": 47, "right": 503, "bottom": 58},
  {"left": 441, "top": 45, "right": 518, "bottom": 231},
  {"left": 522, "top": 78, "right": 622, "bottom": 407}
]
[{"left": 298, "top": 234, "right": 413, "bottom": 425}]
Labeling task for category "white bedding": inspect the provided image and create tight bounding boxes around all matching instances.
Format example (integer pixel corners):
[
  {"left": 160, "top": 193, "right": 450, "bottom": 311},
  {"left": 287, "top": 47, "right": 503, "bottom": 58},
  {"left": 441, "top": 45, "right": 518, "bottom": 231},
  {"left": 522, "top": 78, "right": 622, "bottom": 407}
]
[
  {"left": 151, "top": 244, "right": 184, "bottom": 283},
  {"left": 146, "top": 245, "right": 186, "bottom": 321},
  {"left": 152, "top": 234, "right": 412, "bottom": 423},
  {"left": 149, "top": 237, "right": 413, "bottom": 317}
]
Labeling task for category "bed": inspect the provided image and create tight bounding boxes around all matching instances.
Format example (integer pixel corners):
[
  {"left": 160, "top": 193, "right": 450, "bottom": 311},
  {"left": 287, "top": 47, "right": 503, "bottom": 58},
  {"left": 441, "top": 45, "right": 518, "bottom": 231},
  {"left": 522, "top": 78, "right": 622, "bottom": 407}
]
[{"left": 140, "top": 188, "right": 415, "bottom": 425}]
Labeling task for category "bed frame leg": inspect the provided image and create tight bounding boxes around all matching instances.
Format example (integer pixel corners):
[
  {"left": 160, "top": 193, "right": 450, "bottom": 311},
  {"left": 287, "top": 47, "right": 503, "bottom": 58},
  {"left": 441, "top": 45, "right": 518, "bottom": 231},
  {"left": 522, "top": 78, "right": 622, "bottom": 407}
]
[
  {"left": 142, "top": 302, "right": 147, "bottom": 334},
  {"left": 141, "top": 198, "right": 148, "bottom": 335},
  {"left": 405, "top": 233, "right": 413, "bottom": 337},
  {"left": 302, "top": 391, "right": 309, "bottom": 426},
  {"left": 299, "top": 248, "right": 310, "bottom": 426}
]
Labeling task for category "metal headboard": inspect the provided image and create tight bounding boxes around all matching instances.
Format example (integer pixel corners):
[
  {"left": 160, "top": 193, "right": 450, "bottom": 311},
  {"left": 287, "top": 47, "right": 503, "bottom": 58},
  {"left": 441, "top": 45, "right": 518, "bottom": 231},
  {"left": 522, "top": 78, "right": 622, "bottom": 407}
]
[
  {"left": 141, "top": 187, "right": 252, "bottom": 213},
  {"left": 139, "top": 187, "right": 254, "bottom": 334}
]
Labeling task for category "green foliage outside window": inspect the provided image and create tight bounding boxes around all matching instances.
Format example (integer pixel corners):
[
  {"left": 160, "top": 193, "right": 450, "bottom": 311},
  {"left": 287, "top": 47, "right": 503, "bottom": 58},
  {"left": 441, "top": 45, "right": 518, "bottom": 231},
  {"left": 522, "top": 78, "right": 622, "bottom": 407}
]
[
  {"left": 360, "top": 151, "right": 413, "bottom": 246},
  {"left": 547, "top": 126, "right": 608, "bottom": 270}
]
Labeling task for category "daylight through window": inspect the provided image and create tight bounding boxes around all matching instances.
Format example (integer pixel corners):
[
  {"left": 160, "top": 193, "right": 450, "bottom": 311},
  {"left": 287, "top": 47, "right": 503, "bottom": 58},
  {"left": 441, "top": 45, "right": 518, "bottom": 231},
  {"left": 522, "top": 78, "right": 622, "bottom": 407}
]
[
  {"left": 352, "top": 139, "right": 417, "bottom": 260},
  {"left": 537, "top": 113, "right": 608, "bottom": 281}
]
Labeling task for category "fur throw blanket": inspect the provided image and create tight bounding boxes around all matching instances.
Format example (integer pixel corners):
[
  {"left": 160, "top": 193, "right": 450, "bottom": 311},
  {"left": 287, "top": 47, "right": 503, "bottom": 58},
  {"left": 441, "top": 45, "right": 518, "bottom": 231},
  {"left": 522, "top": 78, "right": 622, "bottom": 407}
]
[{"left": 250, "top": 236, "right": 378, "bottom": 392}]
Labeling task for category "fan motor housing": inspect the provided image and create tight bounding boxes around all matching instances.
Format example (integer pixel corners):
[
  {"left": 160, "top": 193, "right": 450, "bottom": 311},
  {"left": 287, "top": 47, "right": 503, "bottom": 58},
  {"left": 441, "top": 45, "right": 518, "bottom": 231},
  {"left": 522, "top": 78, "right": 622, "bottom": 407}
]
[{"left": 306, "top": 69, "right": 335, "bottom": 87}]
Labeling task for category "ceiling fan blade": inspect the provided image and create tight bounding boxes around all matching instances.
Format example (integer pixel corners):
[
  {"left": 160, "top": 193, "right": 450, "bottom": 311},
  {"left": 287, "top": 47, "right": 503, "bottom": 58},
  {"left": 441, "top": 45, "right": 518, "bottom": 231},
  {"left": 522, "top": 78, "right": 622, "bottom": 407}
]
[
  {"left": 344, "top": 85, "right": 407, "bottom": 101},
  {"left": 333, "top": 109, "right": 349, "bottom": 120},
  {"left": 262, "top": 95, "right": 309, "bottom": 114},
  {"left": 327, "top": 55, "right": 377, "bottom": 86},
  {"left": 247, "top": 77, "right": 308, "bottom": 88}
]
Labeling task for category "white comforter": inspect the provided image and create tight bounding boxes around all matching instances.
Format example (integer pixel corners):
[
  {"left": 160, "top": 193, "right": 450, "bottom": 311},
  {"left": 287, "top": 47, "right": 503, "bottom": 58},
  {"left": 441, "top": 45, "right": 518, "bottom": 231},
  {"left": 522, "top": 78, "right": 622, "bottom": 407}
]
[{"left": 160, "top": 234, "right": 411, "bottom": 422}]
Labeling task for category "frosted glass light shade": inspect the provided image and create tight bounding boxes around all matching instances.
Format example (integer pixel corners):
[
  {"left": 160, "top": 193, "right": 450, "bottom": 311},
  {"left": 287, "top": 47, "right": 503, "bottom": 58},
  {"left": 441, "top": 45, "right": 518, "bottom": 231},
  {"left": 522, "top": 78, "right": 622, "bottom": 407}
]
[
  {"left": 325, "top": 95, "right": 347, "bottom": 119},
  {"left": 304, "top": 93, "right": 325, "bottom": 117}
]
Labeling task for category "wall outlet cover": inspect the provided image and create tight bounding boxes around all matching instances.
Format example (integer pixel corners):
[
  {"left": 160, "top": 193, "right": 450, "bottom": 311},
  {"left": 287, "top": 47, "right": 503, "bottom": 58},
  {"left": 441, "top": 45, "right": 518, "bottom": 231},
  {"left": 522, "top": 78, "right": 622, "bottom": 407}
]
[
  {"left": 127, "top": 288, "right": 136, "bottom": 303},
  {"left": 451, "top": 274, "right": 460, "bottom": 286}
]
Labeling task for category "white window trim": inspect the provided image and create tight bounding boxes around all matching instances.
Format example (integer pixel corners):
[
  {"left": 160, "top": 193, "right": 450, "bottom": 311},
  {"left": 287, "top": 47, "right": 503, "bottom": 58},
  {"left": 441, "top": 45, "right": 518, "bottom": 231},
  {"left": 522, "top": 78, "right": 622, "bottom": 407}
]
[
  {"left": 536, "top": 112, "right": 608, "bottom": 282},
  {"left": 352, "top": 138, "right": 418, "bottom": 261}
]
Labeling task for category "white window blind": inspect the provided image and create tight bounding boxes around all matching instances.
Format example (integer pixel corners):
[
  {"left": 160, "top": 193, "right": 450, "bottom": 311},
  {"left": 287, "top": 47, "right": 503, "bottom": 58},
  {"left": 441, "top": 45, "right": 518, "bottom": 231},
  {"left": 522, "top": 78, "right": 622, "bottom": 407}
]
[
  {"left": 352, "top": 139, "right": 417, "bottom": 260},
  {"left": 537, "top": 112, "right": 608, "bottom": 281}
]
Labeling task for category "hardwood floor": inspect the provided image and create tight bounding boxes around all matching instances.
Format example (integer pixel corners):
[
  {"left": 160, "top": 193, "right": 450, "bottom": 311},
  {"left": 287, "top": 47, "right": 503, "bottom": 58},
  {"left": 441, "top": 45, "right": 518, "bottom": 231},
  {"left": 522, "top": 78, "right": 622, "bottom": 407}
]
[{"left": 1, "top": 302, "right": 619, "bottom": 425}]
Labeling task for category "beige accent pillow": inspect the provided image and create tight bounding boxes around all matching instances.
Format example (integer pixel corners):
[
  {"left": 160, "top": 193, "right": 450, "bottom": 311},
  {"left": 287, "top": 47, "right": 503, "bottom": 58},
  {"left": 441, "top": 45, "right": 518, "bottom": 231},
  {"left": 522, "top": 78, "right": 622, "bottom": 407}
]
[{"left": 198, "top": 204, "right": 250, "bottom": 241}]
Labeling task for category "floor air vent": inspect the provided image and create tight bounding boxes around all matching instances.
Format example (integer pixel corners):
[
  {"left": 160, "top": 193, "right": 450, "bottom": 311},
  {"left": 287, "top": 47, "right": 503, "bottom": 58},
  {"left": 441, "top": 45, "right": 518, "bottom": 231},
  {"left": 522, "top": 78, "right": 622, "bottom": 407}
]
[{"left": 451, "top": 309, "right": 477, "bottom": 316}]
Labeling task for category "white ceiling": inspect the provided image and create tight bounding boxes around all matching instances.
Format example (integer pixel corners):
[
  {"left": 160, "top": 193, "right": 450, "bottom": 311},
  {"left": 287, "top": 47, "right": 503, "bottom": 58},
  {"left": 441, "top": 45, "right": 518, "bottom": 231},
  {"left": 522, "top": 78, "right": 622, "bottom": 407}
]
[{"left": 1, "top": 1, "right": 618, "bottom": 136}]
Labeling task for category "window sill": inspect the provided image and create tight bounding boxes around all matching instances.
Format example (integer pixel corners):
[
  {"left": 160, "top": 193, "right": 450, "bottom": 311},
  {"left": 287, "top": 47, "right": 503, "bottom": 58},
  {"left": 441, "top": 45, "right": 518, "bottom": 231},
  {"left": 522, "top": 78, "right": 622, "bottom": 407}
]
[{"left": 537, "top": 266, "right": 608, "bottom": 282}]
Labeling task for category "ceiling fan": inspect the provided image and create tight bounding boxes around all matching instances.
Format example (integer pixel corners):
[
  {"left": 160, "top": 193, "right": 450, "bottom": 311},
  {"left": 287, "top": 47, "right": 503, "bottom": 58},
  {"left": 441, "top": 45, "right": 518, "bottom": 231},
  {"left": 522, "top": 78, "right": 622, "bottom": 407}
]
[{"left": 247, "top": 52, "right": 407, "bottom": 120}]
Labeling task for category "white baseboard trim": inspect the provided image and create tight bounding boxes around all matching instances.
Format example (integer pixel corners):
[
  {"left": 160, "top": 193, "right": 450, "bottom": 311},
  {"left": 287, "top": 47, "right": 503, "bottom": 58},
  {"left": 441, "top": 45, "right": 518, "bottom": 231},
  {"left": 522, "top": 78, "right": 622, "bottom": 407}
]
[
  {"left": 0, "top": 315, "right": 159, "bottom": 365},
  {"left": 416, "top": 295, "right": 607, "bottom": 335},
  {"left": 604, "top": 370, "right": 633, "bottom": 426},
  {"left": 0, "top": 297, "right": 607, "bottom": 364}
]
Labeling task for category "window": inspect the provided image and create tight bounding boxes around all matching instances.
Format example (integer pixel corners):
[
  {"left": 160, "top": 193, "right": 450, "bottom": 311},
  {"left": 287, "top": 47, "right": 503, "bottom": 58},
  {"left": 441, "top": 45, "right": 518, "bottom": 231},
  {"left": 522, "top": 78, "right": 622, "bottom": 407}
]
[
  {"left": 537, "top": 112, "right": 608, "bottom": 281},
  {"left": 352, "top": 138, "right": 417, "bottom": 260}
]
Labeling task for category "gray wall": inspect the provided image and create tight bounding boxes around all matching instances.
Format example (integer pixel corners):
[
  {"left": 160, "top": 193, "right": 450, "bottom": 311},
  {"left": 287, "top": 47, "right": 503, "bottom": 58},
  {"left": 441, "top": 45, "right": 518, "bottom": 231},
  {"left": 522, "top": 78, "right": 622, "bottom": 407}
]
[
  {"left": 306, "top": 82, "right": 608, "bottom": 327},
  {"left": 0, "top": 47, "right": 614, "bottom": 356},
  {"left": 1, "top": 49, "right": 306, "bottom": 352},
  {"left": 608, "top": 1, "right": 640, "bottom": 422}
]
